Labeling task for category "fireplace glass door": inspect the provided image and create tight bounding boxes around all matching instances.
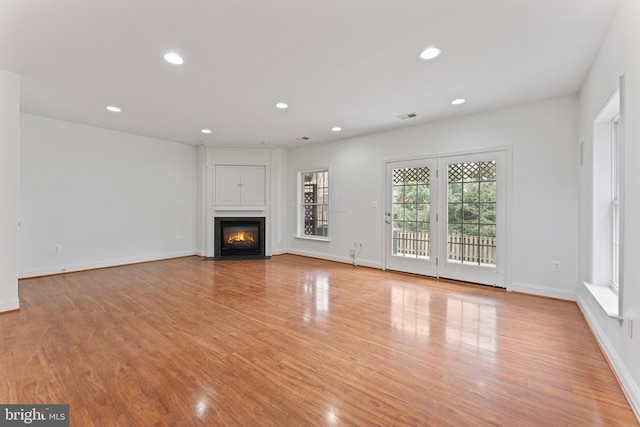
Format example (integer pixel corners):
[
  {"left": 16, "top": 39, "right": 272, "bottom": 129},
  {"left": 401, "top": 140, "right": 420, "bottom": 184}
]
[
  {"left": 222, "top": 225, "right": 259, "bottom": 253},
  {"left": 214, "top": 217, "right": 266, "bottom": 258}
]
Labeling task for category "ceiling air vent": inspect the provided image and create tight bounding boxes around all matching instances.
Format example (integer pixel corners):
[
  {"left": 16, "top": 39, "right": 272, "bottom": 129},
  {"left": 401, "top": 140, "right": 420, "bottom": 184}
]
[
  {"left": 397, "top": 112, "right": 417, "bottom": 120},
  {"left": 296, "top": 136, "right": 310, "bottom": 141}
]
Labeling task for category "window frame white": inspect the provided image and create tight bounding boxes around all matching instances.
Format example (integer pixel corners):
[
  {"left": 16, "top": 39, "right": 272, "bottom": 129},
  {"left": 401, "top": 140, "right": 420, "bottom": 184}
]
[
  {"left": 611, "top": 116, "right": 621, "bottom": 290},
  {"left": 587, "top": 80, "right": 624, "bottom": 319},
  {"left": 296, "top": 168, "right": 330, "bottom": 241}
]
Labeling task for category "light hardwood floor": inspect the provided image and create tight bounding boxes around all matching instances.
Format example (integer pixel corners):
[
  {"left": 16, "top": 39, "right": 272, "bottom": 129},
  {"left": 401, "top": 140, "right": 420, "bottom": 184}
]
[{"left": 2, "top": 255, "right": 637, "bottom": 426}]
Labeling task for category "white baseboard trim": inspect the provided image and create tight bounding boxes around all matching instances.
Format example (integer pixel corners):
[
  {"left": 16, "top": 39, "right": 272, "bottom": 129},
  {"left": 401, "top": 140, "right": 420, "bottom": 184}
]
[
  {"left": 0, "top": 297, "right": 20, "bottom": 313},
  {"left": 283, "top": 248, "right": 383, "bottom": 270},
  {"left": 577, "top": 293, "right": 640, "bottom": 423},
  {"left": 509, "top": 281, "right": 576, "bottom": 301},
  {"left": 18, "top": 250, "right": 198, "bottom": 278}
]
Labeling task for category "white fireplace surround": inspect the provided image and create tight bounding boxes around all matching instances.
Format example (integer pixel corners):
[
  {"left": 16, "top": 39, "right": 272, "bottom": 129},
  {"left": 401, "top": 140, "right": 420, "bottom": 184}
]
[
  {"left": 207, "top": 208, "right": 271, "bottom": 258},
  {"left": 204, "top": 147, "right": 281, "bottom": 258}
]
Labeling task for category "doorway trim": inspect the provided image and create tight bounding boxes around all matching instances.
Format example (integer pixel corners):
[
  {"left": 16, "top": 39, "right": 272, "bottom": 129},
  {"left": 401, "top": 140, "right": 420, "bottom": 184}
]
[{"left": 383, "top": 146, "right": 512, "bottom": 289}]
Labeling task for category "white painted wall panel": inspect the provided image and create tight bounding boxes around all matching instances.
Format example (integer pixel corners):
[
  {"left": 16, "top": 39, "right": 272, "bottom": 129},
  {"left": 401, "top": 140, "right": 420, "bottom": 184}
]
[
  {"left": 0, "top": 70, "right": 20, "bottom": 312},
  {"left": 18, "top": 114, "right": 197, "bottom": 277}
]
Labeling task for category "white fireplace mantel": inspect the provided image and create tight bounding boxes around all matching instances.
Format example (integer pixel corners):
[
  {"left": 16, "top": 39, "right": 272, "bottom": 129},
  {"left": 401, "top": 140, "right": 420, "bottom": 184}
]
[{"left": 213, "top": 206, "right": 266, "bottom": 212}]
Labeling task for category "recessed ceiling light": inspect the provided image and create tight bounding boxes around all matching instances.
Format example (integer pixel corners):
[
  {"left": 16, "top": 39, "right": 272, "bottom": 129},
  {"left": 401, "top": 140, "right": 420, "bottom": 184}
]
[
  {"left": 201, "top": 129, "right": 212, "bottom": 134},
  {"left": 275, "top": 102, "right": 288, "bottom": 109},
  {"left": 331, "top": 127, "right": 342, "bottom": 132},
  {"left": 451, "top": 98, "right": 466, "bottom": 105},
  {"left": 106, "top": 105, "right": 121, "bottom": 112},
  {"left": 164, "top": 52, "right": 184, "bottom": 65},
  {"left": 419, "top": 47, "right": 441, "bottom": 60}
]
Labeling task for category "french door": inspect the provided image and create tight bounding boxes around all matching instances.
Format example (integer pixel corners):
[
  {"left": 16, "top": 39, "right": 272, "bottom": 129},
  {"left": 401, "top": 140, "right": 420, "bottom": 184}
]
[
  {"left": 385, "top": 158, "right": 438, "bottom": 277},
  {"left": 385, "top": 151, "right": 506, "bottom": 287}
]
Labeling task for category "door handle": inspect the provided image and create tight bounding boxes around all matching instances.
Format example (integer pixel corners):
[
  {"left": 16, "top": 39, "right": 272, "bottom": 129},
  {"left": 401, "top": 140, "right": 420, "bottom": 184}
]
[{"left": 385, "top": 212, "right": 392, "bottom": 224}]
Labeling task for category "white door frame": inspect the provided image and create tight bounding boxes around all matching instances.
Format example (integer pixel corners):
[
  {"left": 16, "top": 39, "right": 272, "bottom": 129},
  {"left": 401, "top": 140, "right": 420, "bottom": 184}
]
[
  {"left": 383, "top": 147, "right": 512, "bottom": 288},
  {"left": 384, "top": 158, "right": 438, "bottom": 277}
]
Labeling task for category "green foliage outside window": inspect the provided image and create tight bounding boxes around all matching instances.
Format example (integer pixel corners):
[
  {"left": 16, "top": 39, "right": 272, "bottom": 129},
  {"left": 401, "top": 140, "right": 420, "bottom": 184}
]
[
  {"left": 392, "top": 167, "right": 430, "bottom": 233},
  {"left": 447, "top": 161, "right": 497, "bottom": 238},
  {"left": 392, "top": 162, "right": 497, "bottom": 238}
]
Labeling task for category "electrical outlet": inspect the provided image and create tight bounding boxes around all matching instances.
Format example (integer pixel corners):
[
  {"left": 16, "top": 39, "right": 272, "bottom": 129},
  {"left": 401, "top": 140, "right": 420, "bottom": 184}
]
[
  {"left": 176, "top": 235, "right": 181, "bottom": 241},
  {"left": 54, "top": 245, "right": 62, "bottom": 253},
  {"left": 552, "top": 261, "right": 561, "bottom": 271}
]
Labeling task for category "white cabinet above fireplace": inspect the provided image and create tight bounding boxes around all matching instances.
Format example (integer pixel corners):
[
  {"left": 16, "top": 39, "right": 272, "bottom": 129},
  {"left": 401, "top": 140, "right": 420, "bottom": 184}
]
[{"left": 214, "top": 165, "right": 265, "bottom": 207}]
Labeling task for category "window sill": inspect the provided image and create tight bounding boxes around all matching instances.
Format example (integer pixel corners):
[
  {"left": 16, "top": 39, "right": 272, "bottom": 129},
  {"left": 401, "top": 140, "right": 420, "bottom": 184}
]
[
  {"left": 584, "top": 282, "right": 622, "bottom": 319},
  {"left": 294, "top": 235, "right": 331, "bottom": 242}
]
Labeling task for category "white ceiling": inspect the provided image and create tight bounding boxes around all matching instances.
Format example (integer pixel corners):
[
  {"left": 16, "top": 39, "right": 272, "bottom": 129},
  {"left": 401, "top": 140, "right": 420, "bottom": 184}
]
[{"left": 0, "top": 0, "right": 619, "bottom": 148}]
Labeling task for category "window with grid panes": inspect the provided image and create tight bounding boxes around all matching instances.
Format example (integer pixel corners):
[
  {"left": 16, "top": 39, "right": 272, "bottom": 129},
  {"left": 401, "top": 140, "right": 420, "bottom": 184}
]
[
  {"left": 300, "top": 170, "right": 329, "bottom": 238},
  {"left": 447, "top": 160, "right": 497, "bottom": 265},
  {"left": 391, "top": 166, "right": 431, "bottom": 258}
]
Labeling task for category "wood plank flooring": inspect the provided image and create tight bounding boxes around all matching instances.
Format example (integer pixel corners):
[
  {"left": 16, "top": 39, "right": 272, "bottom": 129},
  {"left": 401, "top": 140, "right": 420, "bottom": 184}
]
[{"left": 2, "top": 255, "right": 637, "bottom": 426}]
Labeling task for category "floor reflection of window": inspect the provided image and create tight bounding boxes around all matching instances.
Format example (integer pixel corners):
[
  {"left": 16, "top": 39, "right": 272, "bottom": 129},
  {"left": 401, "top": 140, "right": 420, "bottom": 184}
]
[
  {"left": 446, "top": 298, "right": 497, "bottom": 353},
  {"left": 391, "top": 286, "right": 430, "bottom": 338},
  {"left": 302, "top": 273, "right": 330, "bottom": 323}
]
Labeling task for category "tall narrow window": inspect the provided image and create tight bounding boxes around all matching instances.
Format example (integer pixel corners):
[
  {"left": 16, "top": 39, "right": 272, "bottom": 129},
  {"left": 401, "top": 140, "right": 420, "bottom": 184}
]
[
  {"left": 592, "top": 89, "right": 622, "bottom": 292},
  {"left": 611, "top": 117, "right": 620, "bottom": 289},
  {"left": 587, "top": 84, "right": 623, "bottom": 318},
  {"left": 299, "top": 169, "right": 329, "bottom": 238}
]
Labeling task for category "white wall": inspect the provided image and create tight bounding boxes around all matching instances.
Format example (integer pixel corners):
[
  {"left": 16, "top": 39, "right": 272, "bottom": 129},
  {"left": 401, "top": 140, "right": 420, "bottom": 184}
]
[
  {"left": 286, "top": 95, "right": 579, "bottom": 300},
  {"left": 195, "top": 145, "right": 207, "bottom": 256},
  {"left": 270, "top": 147, "right": 289, "bottom": 255},
  {"left": 0, "top": 70, "right": 20, "bottom": 312},
  {"left": 577, "top": 0, "right": 640, "bottom": 418},
  {"left": 19, "top": 114, "right": 198, "bottom": 277}
]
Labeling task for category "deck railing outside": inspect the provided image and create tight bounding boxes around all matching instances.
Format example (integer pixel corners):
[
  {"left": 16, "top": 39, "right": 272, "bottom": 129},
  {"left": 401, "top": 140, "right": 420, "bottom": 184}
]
[{"left": 393, "top": 230, "right": 496, "bottom": 265}]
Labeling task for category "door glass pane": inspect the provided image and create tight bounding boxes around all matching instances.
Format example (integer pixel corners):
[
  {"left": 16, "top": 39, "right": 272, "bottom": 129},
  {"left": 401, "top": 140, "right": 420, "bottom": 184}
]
[
  {"left": 392, "top": 167, "right": 431, "bottom": 258},
  {"left": 447, "top": 161, "right": 497, "bottom": 265}
]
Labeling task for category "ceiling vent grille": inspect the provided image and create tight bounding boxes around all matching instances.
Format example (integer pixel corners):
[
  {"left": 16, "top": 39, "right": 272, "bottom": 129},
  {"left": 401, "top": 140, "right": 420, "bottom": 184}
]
[{"left": 397, "top": 112, "right": 417, "bottom": 120}]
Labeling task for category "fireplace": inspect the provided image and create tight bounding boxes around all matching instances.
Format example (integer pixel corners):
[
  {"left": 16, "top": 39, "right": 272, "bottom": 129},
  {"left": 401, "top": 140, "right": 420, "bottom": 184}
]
[{"left": 213, "top": 217, "right": 268, "bottom": 259}]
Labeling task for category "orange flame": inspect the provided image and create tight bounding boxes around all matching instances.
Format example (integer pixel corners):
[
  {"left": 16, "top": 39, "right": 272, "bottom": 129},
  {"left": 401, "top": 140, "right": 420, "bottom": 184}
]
[{"left": 227, "top": 231, "right": 255, "bottom": 244}]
